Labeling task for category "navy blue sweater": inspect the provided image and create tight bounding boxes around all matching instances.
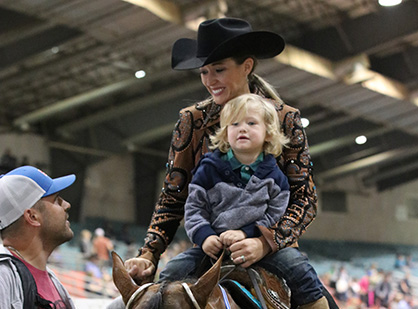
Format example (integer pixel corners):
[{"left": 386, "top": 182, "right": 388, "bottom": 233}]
[{"left": 185, "top": 149, "right": 290, "bottom": 247}]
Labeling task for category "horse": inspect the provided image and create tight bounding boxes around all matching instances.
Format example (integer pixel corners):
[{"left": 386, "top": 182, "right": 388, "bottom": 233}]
[{"left": 112, "top": 250, "right": 291, "bottom": 309}]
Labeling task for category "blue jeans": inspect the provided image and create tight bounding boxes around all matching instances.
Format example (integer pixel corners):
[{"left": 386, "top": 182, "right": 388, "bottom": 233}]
[{"left": 159, "top": 246, "right": 324, "bottom": 306}]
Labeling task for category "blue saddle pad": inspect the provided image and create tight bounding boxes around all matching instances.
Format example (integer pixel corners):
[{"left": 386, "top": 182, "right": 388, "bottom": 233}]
[{"left": 220, "top": 279, "right": 262, "bottom": 309}]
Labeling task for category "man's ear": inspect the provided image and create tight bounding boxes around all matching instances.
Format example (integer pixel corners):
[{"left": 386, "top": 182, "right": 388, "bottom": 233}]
[{"left": 23, "top": 208, "right": 41, "bottom": 227}]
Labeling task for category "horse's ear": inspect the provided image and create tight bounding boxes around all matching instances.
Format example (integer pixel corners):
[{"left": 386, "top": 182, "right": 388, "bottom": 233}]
[
  {"left": 112, "top": 251, "right": 139, "bottom": 305},
  {"left": 190, "top": 250, "right": 224, "bottom": 307}
]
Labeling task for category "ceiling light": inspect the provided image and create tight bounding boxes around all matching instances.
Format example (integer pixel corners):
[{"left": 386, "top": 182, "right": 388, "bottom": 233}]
[
  {"left": 355, "top": 135, "right": 367, "bottom": 145},
  {"left": 135, "top": 70, "right": 146, "bottom": 79},
  {"left": 301, "top": 118, "right": 310, "bottom": 128},
  {"left": 378, "top": 0, "right": 402, "bottom": 7}
]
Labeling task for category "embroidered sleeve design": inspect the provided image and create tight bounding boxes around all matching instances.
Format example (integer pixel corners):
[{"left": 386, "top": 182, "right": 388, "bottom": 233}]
[
  {"left": 274, "top": 110, "right": 318, "bottom": 250},
  {"left": 142, "top": 103, "right": 218, "bottom": 256}
]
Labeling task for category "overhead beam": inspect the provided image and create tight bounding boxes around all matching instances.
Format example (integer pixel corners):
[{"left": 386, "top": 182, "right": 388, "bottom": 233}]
[
  {"left": 57, "top": 77, "right": 203, "bottom": 135},
  {"left": 13, "top": 78, "right": 141, "bottom": 129},
  {"left": 124, "top": 123, "right": 175, "bottom": 147},
  {"left": 0, "top": 24, "right": 81, "bottom": 69},
  {"left": 317, "top": 146, "right": 418, "bottom": 180},
  {"left": 309, "top": 127, "right": 392, "bottom": 157},
  {"left": 124, "top": 0, "right": 228, "bottom": 30},
  {"left": 290, "top": 1, "right": 418, "bottom": 61},
  {"left": 363, "top": 159, "right": 418, "bottom": 187},
  {"left": 276, "top": 45, "right": 411, "bottom": 102},
  {"left": 48, "top": 141, "right": 114, "bottom": 157},
  {"left": 123, "top": 0, "right": 182, "bottom": 24}
]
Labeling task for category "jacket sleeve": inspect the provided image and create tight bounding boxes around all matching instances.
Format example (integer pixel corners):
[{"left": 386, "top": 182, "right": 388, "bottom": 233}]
[
  {"left": 260, "top": 104, "right": 318, "bottom": 252},
  {"left": 137, "top": 105, "right": 214, "bottom": 264}
]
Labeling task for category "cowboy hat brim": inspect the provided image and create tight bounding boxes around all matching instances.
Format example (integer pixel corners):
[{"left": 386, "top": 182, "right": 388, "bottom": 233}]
[{"left": 172, "top": 31, "right": 285, "bottom": 70}]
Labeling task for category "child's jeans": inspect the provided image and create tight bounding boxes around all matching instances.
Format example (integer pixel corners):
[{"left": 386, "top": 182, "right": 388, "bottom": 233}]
[{"left": 158, "top": 246, "right": 324, "bottom": 306}]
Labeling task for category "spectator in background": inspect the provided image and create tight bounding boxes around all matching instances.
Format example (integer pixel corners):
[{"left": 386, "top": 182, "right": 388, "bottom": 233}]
[
  {"left": 334, "top": 265, "right": 350, "bottom": 304},
  {"left": 398, "top": 271, "right": 412, "bottom": 297},
  {"left": 79, "top": 229, "right": 94, "bottom": 259},
  {"left": 405, "top": 254, "right": 415, "bottom": 269},
  {"left": 93, "top": 227, "right": 114, "bottom": 269},
  {"left": 375, "top": 272, "right": 393, "bottom": 308},
  {"left": 85, "top": 253, "right": 103, "bottom": 279},
  {"left": 390, "top": 292, "right": 411, "bottom": 309},
  {"left": 359, "top": 270, "right": 372, "bottom": 307},
  {"left": 84, "top": 253, "right": 105, "bottom": 296},
  {"left": 395, "top": 253, "right": 406, "bottom": 269}
]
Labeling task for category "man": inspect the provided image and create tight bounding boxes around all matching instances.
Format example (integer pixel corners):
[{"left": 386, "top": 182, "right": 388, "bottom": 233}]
[{"left": 0, "top": 165, "right": 76, "bottom": 308}]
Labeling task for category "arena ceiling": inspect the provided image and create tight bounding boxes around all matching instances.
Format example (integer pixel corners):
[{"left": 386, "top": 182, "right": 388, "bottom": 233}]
[{"left": 1, "top": 0, "right": 418, "bottom": 192}]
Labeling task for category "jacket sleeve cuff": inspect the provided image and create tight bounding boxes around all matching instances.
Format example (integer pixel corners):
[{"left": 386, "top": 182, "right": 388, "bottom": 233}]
[
  {"left": 193, "top": 225, "right": 217, "bottom": 247},
  {"left": 241, "top": 223, "right": 261, "bottom": 238},
  {"left": 257, "top": 225, "right": 278, "bottom": 254}
]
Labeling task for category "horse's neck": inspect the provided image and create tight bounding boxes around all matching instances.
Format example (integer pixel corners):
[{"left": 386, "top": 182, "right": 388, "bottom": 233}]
[{"left": 206, "top": 285, "right": 240, "bottom": 309}]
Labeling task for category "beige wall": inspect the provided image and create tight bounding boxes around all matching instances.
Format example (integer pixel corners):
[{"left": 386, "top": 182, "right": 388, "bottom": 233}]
[
  {"left": 304, "top": 174, "right": 418, "bottom": 245},
  {"left": 80, "top": 154, "right": 136, "bottom": 223},
  {"left": 0, "top": 133, "right": 49, "bottom": 169}
]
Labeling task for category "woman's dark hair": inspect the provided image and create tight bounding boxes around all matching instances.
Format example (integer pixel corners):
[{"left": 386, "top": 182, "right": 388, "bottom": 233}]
[
  {"left": 231, "top": 55, "right": 284, "bottom": 103},
  {"left": 232, "top": 55, "right": 284, "bottom": 103}
]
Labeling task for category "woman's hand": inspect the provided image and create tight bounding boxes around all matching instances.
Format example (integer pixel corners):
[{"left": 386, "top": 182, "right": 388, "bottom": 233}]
[
  {"left": 229, "top": 235, "right": 271, "bottom": 268},
  {"left": 124, "top": 257, "right": 156, "bottom": 285},
  {"left": 220, "top": 230, "right": 246, "bottom": 246},
  {"left": 202, "top": 235, "right": 223, "bottom": 260}
]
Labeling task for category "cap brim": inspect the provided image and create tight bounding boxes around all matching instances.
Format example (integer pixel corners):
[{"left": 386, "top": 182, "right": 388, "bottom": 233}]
[{"left": 43, "top": 174, "right": 76, "bottom": 197}]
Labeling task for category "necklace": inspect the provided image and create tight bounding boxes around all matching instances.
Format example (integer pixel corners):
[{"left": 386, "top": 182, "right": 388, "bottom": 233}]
[{"left": 5, "top": 245, "right": 26, "bottom": 261}]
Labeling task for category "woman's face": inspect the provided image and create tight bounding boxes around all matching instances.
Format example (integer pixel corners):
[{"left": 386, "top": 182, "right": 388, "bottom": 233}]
[{"left": 199, "top": 57, "right": 253, "bottom": 106}]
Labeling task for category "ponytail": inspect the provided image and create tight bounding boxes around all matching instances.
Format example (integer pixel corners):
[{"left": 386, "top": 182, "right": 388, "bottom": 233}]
[{"left": 249, "top": 73, "right": 284, "bottom": 104}]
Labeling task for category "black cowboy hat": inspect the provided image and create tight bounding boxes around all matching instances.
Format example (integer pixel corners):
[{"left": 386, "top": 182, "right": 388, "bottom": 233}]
[{"left": 172, "top": 17, "right": 285, "bottom": 70}]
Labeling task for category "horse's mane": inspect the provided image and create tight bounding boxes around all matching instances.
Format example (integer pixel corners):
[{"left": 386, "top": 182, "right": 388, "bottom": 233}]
[
  {"left": 143, "top": 281, "right": 166, "bottom": 309},
  {"left": 142, "top": 278, "right": 198, "bottom": 309}
]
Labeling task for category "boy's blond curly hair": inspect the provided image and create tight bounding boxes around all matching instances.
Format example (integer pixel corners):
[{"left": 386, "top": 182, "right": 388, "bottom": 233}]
[{"left": 210, "top": 94, "right": 289, "bottom": 157}]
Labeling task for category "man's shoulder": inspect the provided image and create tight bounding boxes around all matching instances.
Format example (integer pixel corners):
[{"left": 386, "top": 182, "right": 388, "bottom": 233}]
[
  {"left": 0, "top": 254, "right": 22, "bottom": 296},
  {"left": 0, "top": 256, "right": 16, "bottom": 273}
]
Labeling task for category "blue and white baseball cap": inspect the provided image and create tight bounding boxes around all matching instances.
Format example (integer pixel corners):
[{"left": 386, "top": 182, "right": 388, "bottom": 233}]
[{"left": 0, "top": 166, "right": 76, "bottom": 230}]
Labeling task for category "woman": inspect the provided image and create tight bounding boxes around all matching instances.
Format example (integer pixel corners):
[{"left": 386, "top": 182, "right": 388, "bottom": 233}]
[{"left": 124, "top": 17, "right": 332, "bottom": 308}]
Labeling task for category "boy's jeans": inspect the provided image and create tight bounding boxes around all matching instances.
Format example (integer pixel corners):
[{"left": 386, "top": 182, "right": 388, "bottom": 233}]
[{"left": 159, "top": 246, "right": 324, "bottom": 306}]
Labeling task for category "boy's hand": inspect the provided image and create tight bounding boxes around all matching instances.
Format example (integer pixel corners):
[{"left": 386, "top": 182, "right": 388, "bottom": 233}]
[
  {"left": 202, "top": 235, "right": 223, "bottom": 260},
  {"left": 220, "top": 230, "right": 246, "bottom": 246}
]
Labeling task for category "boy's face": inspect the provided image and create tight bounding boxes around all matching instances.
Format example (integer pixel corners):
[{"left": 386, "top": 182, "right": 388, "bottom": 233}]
[{"left": 227, "top": 106, "right": 267, "bottom": 157}]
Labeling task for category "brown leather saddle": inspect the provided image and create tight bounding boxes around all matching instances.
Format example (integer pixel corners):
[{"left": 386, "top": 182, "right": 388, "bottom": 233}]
[{"left": 219, "top": 264, "right": 291, "bottom": 309}]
